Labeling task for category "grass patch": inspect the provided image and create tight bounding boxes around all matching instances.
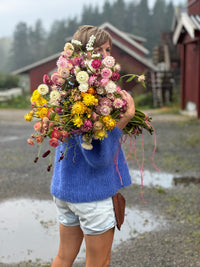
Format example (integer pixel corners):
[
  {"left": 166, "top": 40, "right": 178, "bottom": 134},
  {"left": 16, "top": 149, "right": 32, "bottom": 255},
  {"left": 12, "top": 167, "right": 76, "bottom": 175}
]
[{"left": 0, "top": 94, "right": 30, "bottom": 109}]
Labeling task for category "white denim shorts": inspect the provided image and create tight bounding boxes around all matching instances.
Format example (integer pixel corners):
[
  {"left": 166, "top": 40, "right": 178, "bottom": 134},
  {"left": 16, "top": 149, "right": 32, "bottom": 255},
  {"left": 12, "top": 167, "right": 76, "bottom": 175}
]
[{"left": 53, "top": 196, "right": 116, "bottom": 235}]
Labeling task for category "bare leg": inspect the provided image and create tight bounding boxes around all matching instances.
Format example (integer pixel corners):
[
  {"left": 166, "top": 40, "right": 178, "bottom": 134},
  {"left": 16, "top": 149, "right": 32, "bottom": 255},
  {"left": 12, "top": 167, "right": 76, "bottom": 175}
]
[
  {"left": 84, "top": 227, "right": 115, "bottom": 267},
  {"left": 51, "top": 223, "right": 83, "bottom": 267}
]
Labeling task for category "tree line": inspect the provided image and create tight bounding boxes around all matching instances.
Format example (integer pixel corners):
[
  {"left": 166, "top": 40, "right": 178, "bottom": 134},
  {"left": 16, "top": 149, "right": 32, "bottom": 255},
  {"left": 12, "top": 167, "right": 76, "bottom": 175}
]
[{"left": 0, "top": 0, "right": 184, "bottom": 73}]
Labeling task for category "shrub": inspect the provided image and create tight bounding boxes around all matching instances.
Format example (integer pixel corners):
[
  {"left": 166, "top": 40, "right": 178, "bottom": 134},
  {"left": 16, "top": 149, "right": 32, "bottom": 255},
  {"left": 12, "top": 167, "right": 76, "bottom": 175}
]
[{"left": 0, "top": 73, "right": 20, "bottom": 90}]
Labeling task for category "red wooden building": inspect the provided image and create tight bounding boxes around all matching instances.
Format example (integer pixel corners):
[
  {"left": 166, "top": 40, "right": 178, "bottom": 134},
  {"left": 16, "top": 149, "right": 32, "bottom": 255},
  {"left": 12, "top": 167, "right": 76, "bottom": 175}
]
[
  {"left": 13, "top": 22, "right": 157, "bottom": 93},
  {"left": 173, "top": 0, "right": 200, "bottom": 118}
]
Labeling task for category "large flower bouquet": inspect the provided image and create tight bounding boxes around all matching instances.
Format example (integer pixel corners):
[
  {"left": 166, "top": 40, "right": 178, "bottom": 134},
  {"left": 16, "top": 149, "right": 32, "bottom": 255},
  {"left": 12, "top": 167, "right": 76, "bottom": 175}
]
[{"left": 24, "top": 35, "right": 154, "bottom": 170}]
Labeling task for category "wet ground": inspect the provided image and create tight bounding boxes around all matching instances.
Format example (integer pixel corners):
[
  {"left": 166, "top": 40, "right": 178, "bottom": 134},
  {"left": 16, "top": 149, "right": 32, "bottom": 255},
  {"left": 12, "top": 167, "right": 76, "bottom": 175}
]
[{"left": 0, "top": 109, "right": 200, "bottom": 266}]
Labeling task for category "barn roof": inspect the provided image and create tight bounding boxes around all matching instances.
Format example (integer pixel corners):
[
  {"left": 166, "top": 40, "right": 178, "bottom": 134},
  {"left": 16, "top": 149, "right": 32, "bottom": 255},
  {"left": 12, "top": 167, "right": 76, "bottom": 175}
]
[
  {"left": 12, "top": 22, "right": 156, "bottom": 75},
  {"left": 100, "top": 22, "right": 149, "bottom": 55},
  {"left": 173, "top": 12, "right": 200, "bottom": 44}
]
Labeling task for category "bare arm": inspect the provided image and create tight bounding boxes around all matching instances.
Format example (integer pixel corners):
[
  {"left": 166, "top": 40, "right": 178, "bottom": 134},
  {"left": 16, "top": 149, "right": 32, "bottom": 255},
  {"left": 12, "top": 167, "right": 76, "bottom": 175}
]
[{"left": 116, "top": 90, "right": 135, "bottom": 130}]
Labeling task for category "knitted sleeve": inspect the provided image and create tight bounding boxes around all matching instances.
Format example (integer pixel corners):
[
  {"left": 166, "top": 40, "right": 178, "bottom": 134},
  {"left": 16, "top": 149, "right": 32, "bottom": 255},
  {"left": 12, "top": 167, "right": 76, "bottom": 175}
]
[{"left": 78, "top": 127, "right": 122, "bottom": 168}]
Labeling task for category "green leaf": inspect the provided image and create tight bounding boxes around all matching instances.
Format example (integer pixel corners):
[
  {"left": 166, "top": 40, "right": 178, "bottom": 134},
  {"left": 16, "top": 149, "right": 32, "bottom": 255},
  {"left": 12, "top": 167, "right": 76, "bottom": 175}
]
[{"left": 126, "top": 75, "right": 136, "bottom": 83}]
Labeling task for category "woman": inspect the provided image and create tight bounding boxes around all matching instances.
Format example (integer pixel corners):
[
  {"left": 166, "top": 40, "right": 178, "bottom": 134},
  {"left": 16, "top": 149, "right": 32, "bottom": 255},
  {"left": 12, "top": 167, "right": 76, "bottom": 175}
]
[{"left": 51, "top": 25, "right": 135, "bottom": 267}]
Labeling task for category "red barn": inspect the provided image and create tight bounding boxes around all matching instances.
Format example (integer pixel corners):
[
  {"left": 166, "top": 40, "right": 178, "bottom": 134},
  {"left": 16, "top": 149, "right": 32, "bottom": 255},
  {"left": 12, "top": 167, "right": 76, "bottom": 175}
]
[
  {"left": 173, "top": 0, "right": 200, "bottom": 117},
  {"left": 13, "top": 22, "right": 157, "bottom": 93}
]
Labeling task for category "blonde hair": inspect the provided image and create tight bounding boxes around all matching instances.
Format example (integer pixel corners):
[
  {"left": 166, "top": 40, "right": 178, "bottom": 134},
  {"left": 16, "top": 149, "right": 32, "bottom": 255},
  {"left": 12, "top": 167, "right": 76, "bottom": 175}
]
[{"left": 72, "top": 25, "right": 112, "bottom": 52}]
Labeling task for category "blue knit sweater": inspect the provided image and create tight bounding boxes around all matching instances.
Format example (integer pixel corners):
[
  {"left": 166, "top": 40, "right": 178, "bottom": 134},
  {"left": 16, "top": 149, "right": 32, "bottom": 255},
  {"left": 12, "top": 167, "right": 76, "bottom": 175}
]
[{"left": 51, "top": 127, "right": 131, "bottom": 203}]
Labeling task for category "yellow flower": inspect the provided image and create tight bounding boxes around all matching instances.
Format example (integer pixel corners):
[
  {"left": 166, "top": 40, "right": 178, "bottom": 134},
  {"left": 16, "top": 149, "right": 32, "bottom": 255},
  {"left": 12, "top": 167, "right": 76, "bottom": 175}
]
[
  {"left": 82, "top": 93, "right": 98, "bottom": 106},
  {"left": 30, "top": 89, "right": 41, "bottom": 102},
  {"left": 94, "top": 128, "right": 107, "bottom": 140},
  {"left": 37, "top": 107, "right": 48, "bottom": 118},
  {"left": 24, "top": 113, "right": 33, "bottom": 121},
  {"left": 106, "top": 118, "right": 116, "bottom": 130},
  {"left": 71, "top": 101, "right": 87, "bottom": 115},
  {"left": 101, "top": 115, "right": 116, "bottom": 130},
  {"left": 72, "top": 115, "right": 83, "bottom": 127},
  {"left": 64, "top": 42, "right": 74, "bottom": 52},
  {"left": 54, "top": 114, "right": 60, "bottom": 121},
  {"left": 102, "top": 115, "right": 112, "bottom": 124}
]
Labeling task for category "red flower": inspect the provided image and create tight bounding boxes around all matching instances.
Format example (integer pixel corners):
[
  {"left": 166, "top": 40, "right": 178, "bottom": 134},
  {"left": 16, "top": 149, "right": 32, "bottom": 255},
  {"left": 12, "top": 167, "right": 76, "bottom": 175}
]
[
  {"left": 49, "top": 138, "right": 59, "bottom": 147},
  {"left": 43, "top": 74, "right": 53, "bottom": 86},
  {"left": 111, "top": 72, "right": 120, "bottom": 81},
  {"left": 91, "top": 59, "right": 102, "bottom": 69},
  {"left": 51, "top": 130, "right": 61, "bottom": 140}
]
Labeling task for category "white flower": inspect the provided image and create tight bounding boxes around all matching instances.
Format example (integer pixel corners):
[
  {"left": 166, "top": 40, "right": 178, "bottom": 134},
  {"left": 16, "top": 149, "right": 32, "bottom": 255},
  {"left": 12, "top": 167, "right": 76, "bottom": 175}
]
[
  {"left": 105, "top": 81, "right": 117, "bottom": 93},
  {"left": 78, "top": 83, "right": 88, "bottom": 92},
  {"left": 81, "top": 142, "right": 93, "bottom": 150},
  {"left": 96, "top": 87, "right": 105, "bottom": 95},
  {"left": 138, "top": 74, "right": 145, "bottom": 82},
  {"left": 86, "top": 59, "right": 95, "bottom": 73},
  {"left": 37, "top": 84, "right": 49, "bottom": 95},
  {"left": 102, "top": 56, "right": 115, "bottom": 68},
  {"left": 92, "top": 53, "right": 101, "bottom": 58},
  {"left": 86, "top": 35, "right": 96, "bottom": 51},
  {"left": 71, "top": 39, "right": 82, "bottom": 46},
  {"left": 76, "top": 71, "right": 89, "bottom": 84},
  {"left": 50, "top": 90, "right": 61, "bottom": 101}
]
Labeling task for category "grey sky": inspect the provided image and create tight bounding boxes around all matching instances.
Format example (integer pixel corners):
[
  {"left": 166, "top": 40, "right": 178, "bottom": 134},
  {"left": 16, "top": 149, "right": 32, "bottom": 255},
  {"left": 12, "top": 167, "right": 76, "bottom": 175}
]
[{"left": 0, "top": 0, "right": 186, "bottom": 38}]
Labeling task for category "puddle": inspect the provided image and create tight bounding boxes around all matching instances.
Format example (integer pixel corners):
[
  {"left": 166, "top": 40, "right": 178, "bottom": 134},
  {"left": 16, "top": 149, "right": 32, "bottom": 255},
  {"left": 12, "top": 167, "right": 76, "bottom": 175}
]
[
  {"left": 0, "top": 136, "right": 22, "bottom": 142},
  {"left": 130, "top": 169, "right": 177, "bottom": 188},
  {"left": 0, "top": 198, "right": 165, "bottom": 264}
]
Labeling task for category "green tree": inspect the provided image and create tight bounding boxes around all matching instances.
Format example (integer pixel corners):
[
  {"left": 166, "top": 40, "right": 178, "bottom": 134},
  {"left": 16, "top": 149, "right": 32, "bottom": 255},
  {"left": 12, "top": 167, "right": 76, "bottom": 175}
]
[
  {"left": 47, "top": 20, "right": 68, "bottom": 55},
  {"left": 164, "top": 1, "right": 174, "bottom": 31},
  {"left": 151, "top": 0, "right": 166, "bottom": 45},
  {"left": 10, "top": 22, "right": 32, "bottom": 70},
  {"left": 29, "top": 20, "right": 47, "bottom": 62},
  {"left": 109, "top": 0, "right": 127, "bottom": 31},
  {"left": 133, "top": 0, "right": 150, "bottom": 37}
]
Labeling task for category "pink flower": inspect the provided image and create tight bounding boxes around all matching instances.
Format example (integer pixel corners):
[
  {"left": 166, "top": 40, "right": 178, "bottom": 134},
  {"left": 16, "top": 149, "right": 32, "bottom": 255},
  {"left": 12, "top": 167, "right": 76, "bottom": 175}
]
[
  {"left": 102, "top": 56, "right": 115, "bottom": 68},
  {"left": 99, "top": 97, "right": 112, "bottom": 107},
  {"left": 43, "top": 74, "right": 53, "bottom": 86},
  {"left": 60, "top": 130, "right": 69, "bottom": 138},
  {"left": 116, "top": 85, "right": 122, "bottom": 92},
  {"left": 99, "top": 105, "right": 111, "bottom": 115},
  {"left": 49, "top": 138, "right": 59, "bottom": 147},
  {"left": 73, "top": 56, "right": 83, "bottom": 66},
  {"left": 80, "top": 120, "right": 93, "bottom": 132},
  {"left": 51, "top": 130, "right": 61, "bottom": 140},
  {"left": 111, "top": 72, "right": 120, "bottom": 81},
  {"left": 34, "top": 121, "right": 42, "bottom": 131},
  {"left": 57, "top": 56, "right": 69, "bottom": 69},
  {"left": 88, "top": 75, "right": 97, "bottom": 86},
  {"left": 31, "top": 102, "right": 36, "bottom": 108},
  {"left": 113, "top": 98, "right": 123, "bottom": 109},
  {"left": 58, "top": 68, "right": 69, "bottom": 78},
  {"left": 100, "top": 78, "right": 109, "bottom": 87},
  {"left": 114, "top": 64, "right": 121, "bottom": 72},
  {"left": 101, "top": 68, "right": 112, "bottom": 79},
  {"left": 35, "top": 135, "right": 43, "bottom": 143},
  {"left": 91, "top": 112, "right": 99, "bottom": 121},
  {"left": 57, "top": 77, "right": 65, "bottom": 86},
  {"left": 91, "top": 59, "right": 102, "bottom": 69},
  {"left": 27, "top": 139, "right": 34, "bottom": 146},
  {"left": 51, "top": 72, "right": 60, "bottom": 85}
]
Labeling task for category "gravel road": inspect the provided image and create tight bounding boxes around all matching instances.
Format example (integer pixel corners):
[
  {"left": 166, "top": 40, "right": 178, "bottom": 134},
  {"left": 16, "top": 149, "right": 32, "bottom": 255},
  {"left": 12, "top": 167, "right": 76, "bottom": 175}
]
[{"left": 0, "top": 109, "right": 200, "bottom": 267}]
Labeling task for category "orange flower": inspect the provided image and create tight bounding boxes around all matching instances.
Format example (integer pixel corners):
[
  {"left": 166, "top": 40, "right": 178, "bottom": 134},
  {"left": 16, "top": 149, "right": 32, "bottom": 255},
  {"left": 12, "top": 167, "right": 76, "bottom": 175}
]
[{"left": 87, "top": 87, "right": 96, "bottom": 95}]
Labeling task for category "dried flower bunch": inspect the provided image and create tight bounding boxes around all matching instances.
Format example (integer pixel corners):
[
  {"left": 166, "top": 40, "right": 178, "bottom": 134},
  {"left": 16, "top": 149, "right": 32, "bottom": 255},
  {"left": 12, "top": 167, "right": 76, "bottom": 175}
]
[{"left": 24, "top": 35, "right": 153, "bottom": 169}]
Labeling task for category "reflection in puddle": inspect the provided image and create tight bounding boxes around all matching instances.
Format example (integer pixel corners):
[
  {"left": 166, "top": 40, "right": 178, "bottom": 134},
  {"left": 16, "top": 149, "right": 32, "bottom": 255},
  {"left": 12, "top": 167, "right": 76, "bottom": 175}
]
[
  {"left": 130, "top": 169, "right": 177, "bottom": 188},
  {"left": 0, "top": 136, "right": 21, "bottom": 142},
  {"left": 0, "top": 199, "right": 165, "bottom": 264}
]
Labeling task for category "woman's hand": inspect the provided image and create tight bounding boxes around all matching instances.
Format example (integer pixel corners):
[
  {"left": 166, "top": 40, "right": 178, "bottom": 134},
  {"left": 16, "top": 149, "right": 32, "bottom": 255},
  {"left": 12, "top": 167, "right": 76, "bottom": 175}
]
[{"left": 116, "top": 90, "right": 135, "bottom": 130}]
